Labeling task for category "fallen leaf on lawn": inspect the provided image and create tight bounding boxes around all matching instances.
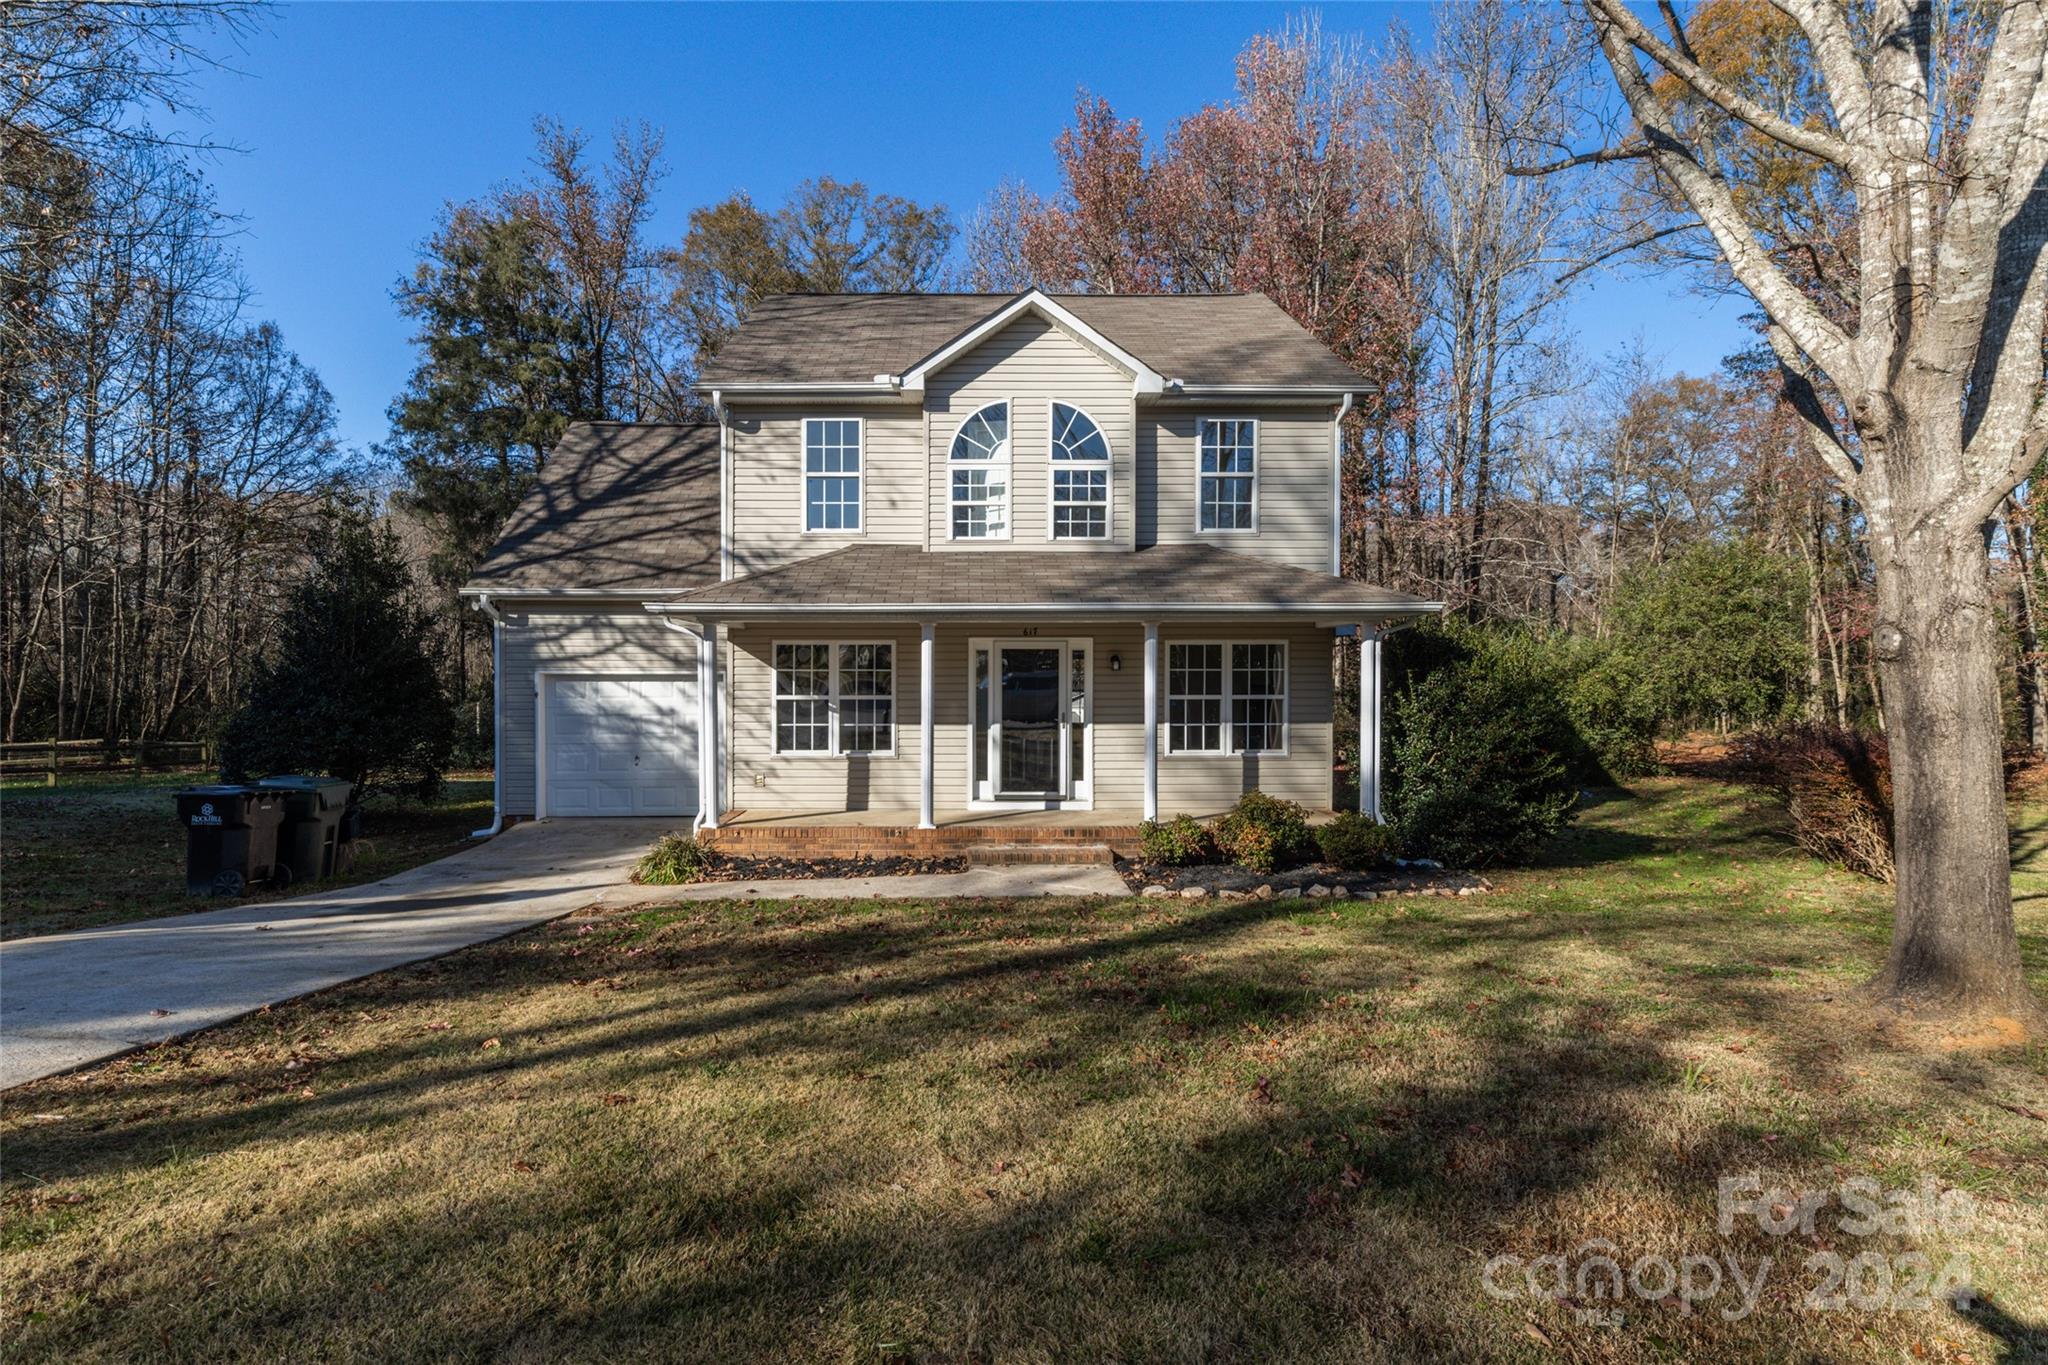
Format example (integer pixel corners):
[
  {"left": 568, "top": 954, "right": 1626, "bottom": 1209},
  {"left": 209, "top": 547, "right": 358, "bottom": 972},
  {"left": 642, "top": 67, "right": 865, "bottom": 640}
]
[
  {"left": 425, "top": 1021, "right": 451, "bottom": 1032},
  {"left": 600, "top": 1093, "right": 634, "bottom": 1106},
  {"left": 298, "top": 1087, "right": 315, "bottom": 1099},
  {"left": 479, "top": 1037, "right": 500, "bottom": 1050},
  {"left": 1997, "top": 1102, "right": 2045, "bottom": 1122},
  {"left": 512, "top": 1159, "right": 536, "bottom": 1173},
  {"left": 1725, "top": 1043, "right": 1746, "bottom": 1054}
]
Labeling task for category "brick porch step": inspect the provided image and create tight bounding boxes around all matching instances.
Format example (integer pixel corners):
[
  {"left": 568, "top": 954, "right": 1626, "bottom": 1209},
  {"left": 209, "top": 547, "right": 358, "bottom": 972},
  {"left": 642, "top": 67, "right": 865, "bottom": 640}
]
[
  {"left": 703, "top": 820, "right": 1143, "bottom": 860},
  {"left": 964, "top": 842, "right": 1116, "bottom": 866}
]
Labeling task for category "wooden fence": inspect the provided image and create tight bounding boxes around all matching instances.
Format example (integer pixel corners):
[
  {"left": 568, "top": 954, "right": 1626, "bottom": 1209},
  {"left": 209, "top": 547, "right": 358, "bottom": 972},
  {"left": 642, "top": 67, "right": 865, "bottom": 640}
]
[{"left": 1, "top": 738, "right": 211, "bottom": 783}]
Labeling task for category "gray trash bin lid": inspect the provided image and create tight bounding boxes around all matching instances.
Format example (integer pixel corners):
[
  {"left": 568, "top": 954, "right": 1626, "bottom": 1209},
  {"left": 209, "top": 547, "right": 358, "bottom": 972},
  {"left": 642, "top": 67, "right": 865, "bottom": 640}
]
[{"left": 256, "top": 775, "right": 353, "bottom": 810}]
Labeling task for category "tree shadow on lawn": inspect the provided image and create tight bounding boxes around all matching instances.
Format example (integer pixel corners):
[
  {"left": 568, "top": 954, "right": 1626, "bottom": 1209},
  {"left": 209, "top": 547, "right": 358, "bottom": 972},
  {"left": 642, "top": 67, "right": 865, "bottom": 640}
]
[{"left": 7, "top": 890, "right": 2040, "bottom": 1361}]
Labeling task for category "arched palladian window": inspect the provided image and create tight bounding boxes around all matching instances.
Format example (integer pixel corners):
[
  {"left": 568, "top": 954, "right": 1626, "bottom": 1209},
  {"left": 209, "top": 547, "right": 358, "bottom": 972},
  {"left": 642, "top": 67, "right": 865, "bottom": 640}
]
[
  {"left": 949, "top": 401, "right": 1009, "bottom": 539},
  {"left": 1049, "top": 401, "right": 1110, "bottom": 539}
]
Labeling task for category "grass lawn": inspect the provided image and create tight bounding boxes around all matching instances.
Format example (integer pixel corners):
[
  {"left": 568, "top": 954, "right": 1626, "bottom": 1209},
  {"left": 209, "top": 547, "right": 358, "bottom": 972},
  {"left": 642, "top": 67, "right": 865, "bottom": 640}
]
[
  {"left": 2, "top": 778, "right": 2045, "bottom": 1362},
  {"left": 0, "top": 771, "right": 494, "bottom": 941}
]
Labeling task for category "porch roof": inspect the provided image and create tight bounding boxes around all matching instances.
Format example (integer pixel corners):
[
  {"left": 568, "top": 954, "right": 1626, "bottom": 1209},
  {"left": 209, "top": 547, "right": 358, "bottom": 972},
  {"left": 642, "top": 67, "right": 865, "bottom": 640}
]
[{"left": 646, "top": 544, "right": 1441, "bottom": 621}]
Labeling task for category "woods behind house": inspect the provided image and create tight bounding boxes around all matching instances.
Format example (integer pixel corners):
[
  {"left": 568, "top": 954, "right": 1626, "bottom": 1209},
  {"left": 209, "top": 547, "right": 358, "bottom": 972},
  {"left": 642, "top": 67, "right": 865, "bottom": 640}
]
[{"left": 5, "top": 1, "right": 2043, "bottom": 780}]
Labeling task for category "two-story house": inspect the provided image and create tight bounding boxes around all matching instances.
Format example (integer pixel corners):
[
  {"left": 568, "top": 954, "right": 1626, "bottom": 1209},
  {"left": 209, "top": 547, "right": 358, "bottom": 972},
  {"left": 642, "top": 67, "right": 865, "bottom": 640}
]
[{"left": 459, "top": 290, "right": 1440, "bottom": 841}]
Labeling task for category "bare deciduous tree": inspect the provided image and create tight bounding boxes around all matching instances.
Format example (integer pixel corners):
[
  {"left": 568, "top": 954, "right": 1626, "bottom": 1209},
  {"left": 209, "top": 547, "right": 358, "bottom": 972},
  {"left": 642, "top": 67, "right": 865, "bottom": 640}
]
[{"left": 1564, "top": 0, "right": 2046, "bottom": 1022}]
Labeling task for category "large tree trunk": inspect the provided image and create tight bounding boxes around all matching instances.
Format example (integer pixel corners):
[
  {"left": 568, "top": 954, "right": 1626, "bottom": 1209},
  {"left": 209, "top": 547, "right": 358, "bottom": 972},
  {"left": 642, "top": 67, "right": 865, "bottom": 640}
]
[{"left": 1867, "top": 513, "right": 2032, "bottom": 1019}]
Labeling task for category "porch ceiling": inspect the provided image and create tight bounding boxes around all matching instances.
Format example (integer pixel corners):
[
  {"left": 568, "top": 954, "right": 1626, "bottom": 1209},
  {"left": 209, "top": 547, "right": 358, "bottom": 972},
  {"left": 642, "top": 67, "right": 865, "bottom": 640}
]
[{"left": 646, "top": 544, "right": 1441, "bottom": 621}]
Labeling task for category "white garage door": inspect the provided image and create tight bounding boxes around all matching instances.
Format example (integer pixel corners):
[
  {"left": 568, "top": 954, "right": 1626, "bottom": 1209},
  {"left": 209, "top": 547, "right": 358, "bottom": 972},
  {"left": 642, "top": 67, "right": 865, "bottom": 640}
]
[{"left": 543, "top": 676, "right": 697, "bottom": 817}]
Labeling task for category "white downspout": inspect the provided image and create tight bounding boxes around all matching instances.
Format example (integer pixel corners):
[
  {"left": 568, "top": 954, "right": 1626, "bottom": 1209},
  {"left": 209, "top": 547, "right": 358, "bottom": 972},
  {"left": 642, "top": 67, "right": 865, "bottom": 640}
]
[
  {"left": 470, "top": 593, "right": 506, "bottom": 838},
  {"left": 712, "top": 389, "right": 733, "bottom": 582},
  {"left": 1331, "top": 392, "right": 1353, "bottom": 578},
  {"left": 656, "top": 616, "right": 717, "bottom": 833}
]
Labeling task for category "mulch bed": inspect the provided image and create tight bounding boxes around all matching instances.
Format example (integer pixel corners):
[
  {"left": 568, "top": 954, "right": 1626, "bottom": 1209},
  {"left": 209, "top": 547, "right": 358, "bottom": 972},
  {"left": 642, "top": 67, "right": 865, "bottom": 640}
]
[
  {"left": 1115, "top": 856, "right": 1489, "bottom": 900},
  {"left": 690, "top": 852, "right": 968, "bottom": 882}
]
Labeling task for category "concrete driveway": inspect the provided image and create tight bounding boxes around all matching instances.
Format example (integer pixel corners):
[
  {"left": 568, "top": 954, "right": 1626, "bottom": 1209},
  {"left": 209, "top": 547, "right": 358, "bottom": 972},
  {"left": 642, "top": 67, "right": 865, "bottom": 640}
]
[{"left": 0, "top": 819, "right": 670, "bottom": 1090}]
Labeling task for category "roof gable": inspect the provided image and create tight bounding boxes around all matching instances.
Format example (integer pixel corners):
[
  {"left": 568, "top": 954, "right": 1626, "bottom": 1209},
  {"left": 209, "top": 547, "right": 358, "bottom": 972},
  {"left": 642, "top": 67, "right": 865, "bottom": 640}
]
[
  {"left": 901, "top": 290, "right": 1160, "bottom": 396},
  {"left": 698, "top": 292, "right": 1366, "bottom": 394}
]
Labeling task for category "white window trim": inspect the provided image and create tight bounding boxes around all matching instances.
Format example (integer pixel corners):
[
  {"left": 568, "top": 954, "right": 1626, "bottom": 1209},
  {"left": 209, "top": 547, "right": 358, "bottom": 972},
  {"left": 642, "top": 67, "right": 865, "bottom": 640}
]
[
  {"left": 1195, "top": 416, "right": 1260, "bottom": 535},
  {"left": 771, "top": 639, "right": 898, "bottom": 757},
  {"left": 1046, "top": 399, "right": 1113, "bottom": 542},
  {"left": 946, "top": 398, "right": 1013, "bottom": 542},
  {"left": 1162, "top": 639, "right": 1290, "bottom": 758},
  {"left": 801, "top": 416, "right": 866, "bottom": 537}
]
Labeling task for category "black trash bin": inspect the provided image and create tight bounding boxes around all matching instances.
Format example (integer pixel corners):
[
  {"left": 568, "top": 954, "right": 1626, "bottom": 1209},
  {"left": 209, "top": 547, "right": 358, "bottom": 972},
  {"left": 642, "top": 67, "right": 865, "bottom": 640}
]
[
  {"left": 174, "top": 785, "right": 287, "bottom": 897},
  {"left": 258, "top": 775, "right": 355, "bottom": 884}
]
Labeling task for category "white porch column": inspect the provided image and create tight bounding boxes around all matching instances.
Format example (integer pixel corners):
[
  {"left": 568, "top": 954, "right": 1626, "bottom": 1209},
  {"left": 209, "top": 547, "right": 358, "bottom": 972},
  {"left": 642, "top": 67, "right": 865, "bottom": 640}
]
[
  {"left": 918, "top": 622, "right": 936, "bottom": 829},
  {"left": 696, "top": 623, "right": 721, "bottom": 831},
  {"left": 1358, "top": 623, "right": 1382, "bottom": 822},
  {"left": 1142, "top": 621, "right": 1161, "bottom": 822}
]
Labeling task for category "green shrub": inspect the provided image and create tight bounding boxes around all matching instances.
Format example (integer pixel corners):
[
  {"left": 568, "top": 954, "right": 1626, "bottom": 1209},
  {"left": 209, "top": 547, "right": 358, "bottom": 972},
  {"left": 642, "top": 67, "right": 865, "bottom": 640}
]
[
  {"left": 1139, "top": 813, "right": 1216, "bottom": 866},
  {"left": 636, "top": 832, "right": 716, "bottom": 885},
  {"left": 1316, "top": 811, "right": 1399, "bottom": 870},
  {"left": 1213, "top": 790, "right": 1316, "bottom": 874},
  {"left": 1386, "top": 641, "right": 1580, "bottom": 867}
]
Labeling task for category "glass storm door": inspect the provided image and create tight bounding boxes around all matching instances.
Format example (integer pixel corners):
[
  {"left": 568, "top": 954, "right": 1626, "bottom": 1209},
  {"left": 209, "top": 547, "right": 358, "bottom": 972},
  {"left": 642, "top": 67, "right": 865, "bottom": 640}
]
[{"left": 997, "top": 647, "right": 1062, "bottom": 795}]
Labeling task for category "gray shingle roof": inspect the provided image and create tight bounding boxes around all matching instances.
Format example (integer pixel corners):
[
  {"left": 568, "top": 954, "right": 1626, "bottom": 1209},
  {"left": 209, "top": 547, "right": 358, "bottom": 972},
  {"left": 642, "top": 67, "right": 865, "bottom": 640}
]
[
  {"left": 462, "top": 422, "right": 720, "bottom": 595},
  {"left": 698, "top": 293, "right": 1365, "bottom": 390},
  {"left": 664, "top": 544, "right": 1439, "bottom": 616}
]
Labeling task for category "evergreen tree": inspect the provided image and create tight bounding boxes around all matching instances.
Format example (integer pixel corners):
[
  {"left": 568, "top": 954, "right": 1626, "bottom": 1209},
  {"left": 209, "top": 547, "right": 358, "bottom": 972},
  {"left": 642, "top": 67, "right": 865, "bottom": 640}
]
[{"left": 219, "top": 510, "right": 455, "bottom": 797}]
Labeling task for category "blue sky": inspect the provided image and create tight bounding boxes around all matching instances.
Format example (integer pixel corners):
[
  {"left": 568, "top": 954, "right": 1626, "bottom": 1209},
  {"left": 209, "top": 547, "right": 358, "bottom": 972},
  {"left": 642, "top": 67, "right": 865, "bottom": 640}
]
[{"left": 181, "top": 1, "right": 1753, "bottom": 454}]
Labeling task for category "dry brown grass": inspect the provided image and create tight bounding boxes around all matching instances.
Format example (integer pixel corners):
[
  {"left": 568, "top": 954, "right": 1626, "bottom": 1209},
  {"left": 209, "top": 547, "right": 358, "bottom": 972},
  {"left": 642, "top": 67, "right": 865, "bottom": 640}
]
[{"left": 2, "top": 778, "right": 2044, "bottom": 1362}]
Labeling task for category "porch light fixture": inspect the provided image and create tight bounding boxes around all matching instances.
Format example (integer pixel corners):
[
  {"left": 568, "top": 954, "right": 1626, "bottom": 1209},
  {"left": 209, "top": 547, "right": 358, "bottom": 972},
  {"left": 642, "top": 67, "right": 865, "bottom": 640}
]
[{"left": 1109, "top": 654, "right": 1122, "bottom": 672}]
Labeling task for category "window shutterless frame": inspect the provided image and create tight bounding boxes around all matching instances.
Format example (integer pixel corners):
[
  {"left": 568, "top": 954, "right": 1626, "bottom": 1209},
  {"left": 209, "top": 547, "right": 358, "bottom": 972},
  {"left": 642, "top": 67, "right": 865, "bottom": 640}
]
[
  {"left": 946, "top": 399, "right": 1012, "bottom": 541},
  {"left": 1195, "top": 416, "right": 1259, "bottom": 535},
  {"left": 800, "top": 416, "right": 865, "bottom": 535},
  {"left": 1046, "top": 399, "right": 1112, "bottom": 541},
  {"left": 1162, "top": 639, "right": 1289, "bottom": 757},
  {"left": 770, "top": 639, "right": 897, "bottom": 756}
]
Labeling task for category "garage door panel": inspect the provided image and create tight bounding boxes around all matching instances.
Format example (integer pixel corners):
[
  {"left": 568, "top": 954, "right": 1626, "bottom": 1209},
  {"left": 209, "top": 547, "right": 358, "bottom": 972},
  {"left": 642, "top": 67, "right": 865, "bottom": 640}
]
[{"left": 543, "top": 676, "right": 697, "bottom": 817}]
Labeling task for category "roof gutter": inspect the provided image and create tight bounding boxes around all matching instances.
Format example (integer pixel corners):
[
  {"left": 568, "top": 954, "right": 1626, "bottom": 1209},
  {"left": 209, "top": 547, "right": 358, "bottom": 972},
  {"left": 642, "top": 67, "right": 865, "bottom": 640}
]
[{"left": 643, "top": 600, "right": 1443, "bottom": 622}]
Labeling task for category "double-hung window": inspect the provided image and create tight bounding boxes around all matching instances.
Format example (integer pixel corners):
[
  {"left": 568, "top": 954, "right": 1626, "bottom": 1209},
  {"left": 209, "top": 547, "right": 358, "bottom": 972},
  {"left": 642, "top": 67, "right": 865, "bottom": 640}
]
[
  {"left": 1165, "top": 642, "right": 1287, "bottom": 755},
  {"left": 1198, "top": 418, "right": 1257, "bottom": 532},
  {"left": 774, "top": 642, "right": 895, "bottom": 754},
  {"left": 949, "top": 402, "right": 1009, "bottom": 539},
  {"left": 1049, "top": 401, "right": 1110, "bottom": 539},
  {"left": 804, "top": 418, "right": 862, "bottom": 532}
]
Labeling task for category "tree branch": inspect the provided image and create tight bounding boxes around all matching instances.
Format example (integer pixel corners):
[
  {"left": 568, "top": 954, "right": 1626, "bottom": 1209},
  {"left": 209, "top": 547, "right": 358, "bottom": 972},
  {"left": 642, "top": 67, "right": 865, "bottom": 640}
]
[
  {"left": 1585, "top": 2, "right": 1859, "bottom": 384},
  {"left": 1767, "top": 322, "right": 1864, "bottom": 490},
  {"left": 1585, "top": 0, "right": 1857, "bottom": 167},
  {"left": 1506, "top": 141, "right": 1652, "bottom": 177},
  {"left": 1767, "top": 0, "right": 1873, "bottom": 143},
  {"left": 1548, "top": 222, "right": 1698, "bottom": 287}
]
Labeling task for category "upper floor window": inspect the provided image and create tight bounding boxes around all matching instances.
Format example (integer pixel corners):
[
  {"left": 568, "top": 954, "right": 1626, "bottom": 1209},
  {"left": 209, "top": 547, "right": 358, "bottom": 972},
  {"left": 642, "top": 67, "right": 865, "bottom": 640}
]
[
  {"left": 1049, "top": 401, "right": 1110, "bottom": 540},
  {"left": 1198, "top": 418, "right": 1257, "bottom": 532},
  {"left": 949, "top": 402, "right": 1009, "bottom": 539},
  {"left": 804, "top": 418, "right": 862, "bottom": 532}
]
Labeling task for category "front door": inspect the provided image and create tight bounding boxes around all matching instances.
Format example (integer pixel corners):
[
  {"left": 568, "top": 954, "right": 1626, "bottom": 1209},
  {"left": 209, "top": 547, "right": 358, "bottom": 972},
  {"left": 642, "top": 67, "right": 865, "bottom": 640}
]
[
  {"left": 973, "top": 637, "right": 1092, "bottom": 804},
  {"left": 998, "top": 646, "right": 1062, "bottom": 795}
]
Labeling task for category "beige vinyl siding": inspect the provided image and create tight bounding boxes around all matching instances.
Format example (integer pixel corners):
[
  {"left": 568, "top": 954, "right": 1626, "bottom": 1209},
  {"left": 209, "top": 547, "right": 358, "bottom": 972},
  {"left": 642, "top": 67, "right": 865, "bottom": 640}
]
[
  {"left": 724, "top": 618, "right": 1336, "bottom": 814},
  {"left": 926, "top": 315, "right": 1136, "bottom": 550},
  {"left": 1092, "top": 620, "right": 1337, "bottom": 813},
  {"left": 726, "top": 407, "right": 924, "bottom": 576},
  {"left": 727, "top": 622, "right": 932, "bottom": 812},
  {"left": 499, "top": 610, "right": 699, "bottom": 817},
  {"left": 1138, "top": 407, "right": 1336, "bottom": 571}
]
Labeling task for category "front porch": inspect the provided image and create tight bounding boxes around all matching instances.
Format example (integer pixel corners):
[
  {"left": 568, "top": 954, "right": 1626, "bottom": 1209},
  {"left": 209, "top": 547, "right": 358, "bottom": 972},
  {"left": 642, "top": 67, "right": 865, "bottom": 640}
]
[{"left": 702, "top": 806, "right": 1156, "bottom": 860}]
